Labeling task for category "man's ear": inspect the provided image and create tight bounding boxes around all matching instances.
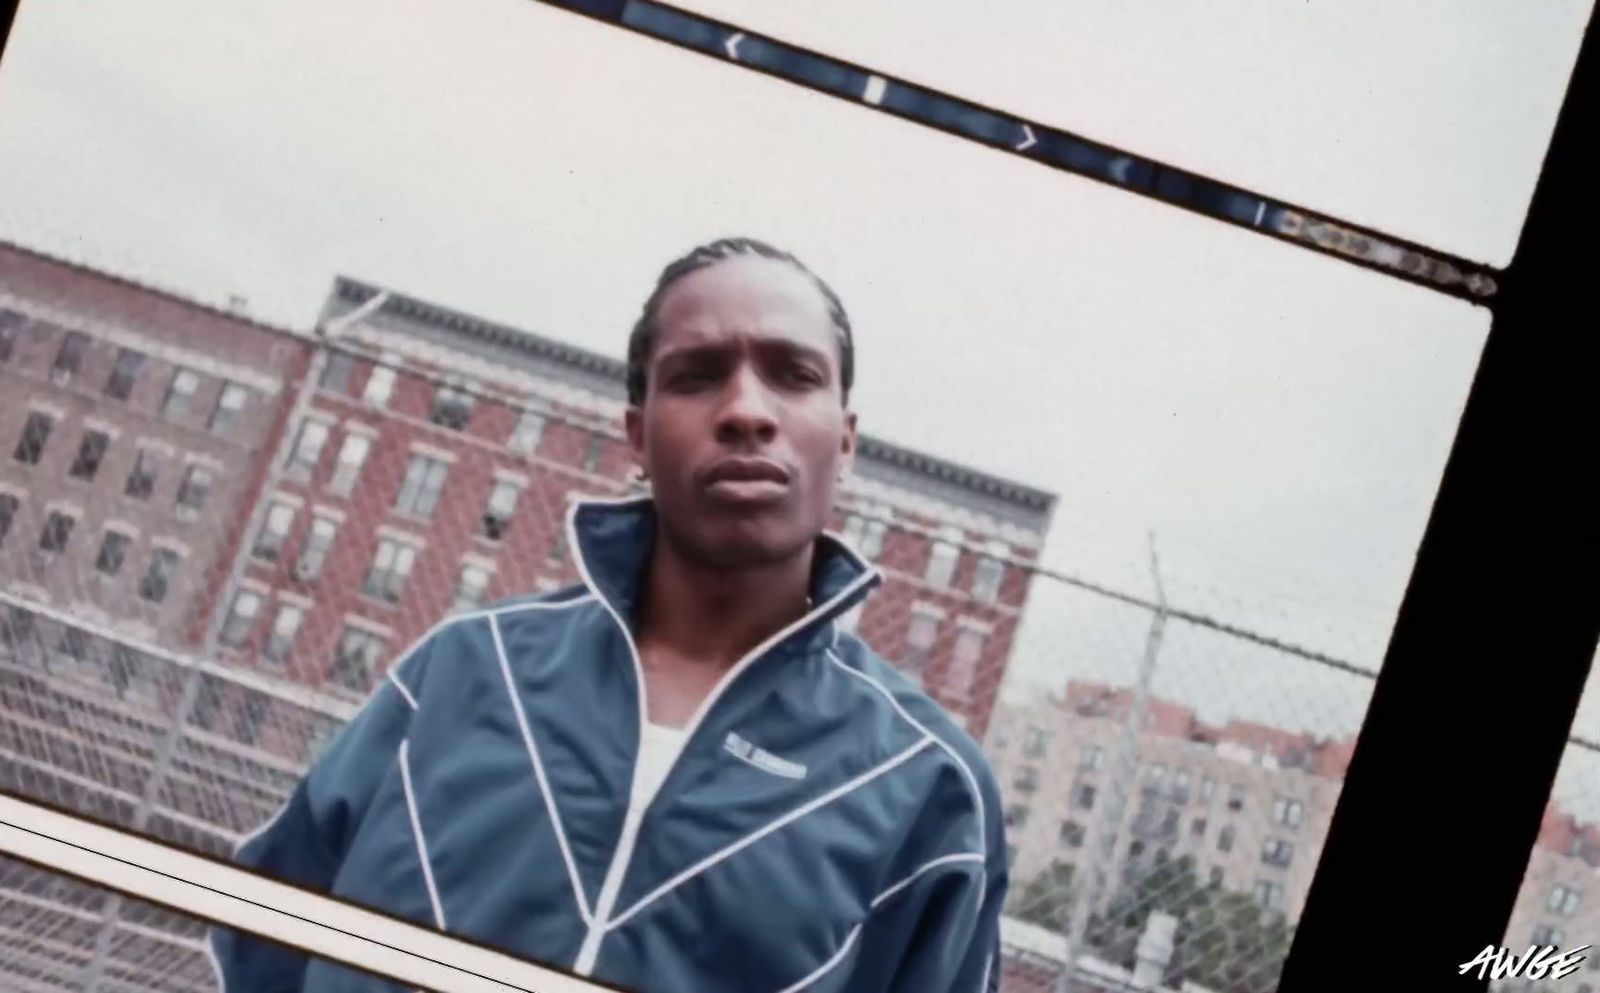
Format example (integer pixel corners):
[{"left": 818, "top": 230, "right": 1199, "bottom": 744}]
[{"left": 838, "top": 410, "right": 859, "bottom": 478}]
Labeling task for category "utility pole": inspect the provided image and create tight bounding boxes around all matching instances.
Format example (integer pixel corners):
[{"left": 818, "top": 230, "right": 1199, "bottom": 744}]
[{"left": 1061, "top": 533, "right": 1168, "bottom": 993}]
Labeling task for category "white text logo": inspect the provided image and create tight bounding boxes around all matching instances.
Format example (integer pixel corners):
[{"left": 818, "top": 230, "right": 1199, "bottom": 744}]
[{"left": 1458, "top": 944, "right": 1590, "bottom": 982}]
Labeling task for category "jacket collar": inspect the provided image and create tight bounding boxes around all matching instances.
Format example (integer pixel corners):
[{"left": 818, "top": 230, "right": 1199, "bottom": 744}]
[{"left": 565, "top": 495, "right": 883, "bottom": 655}]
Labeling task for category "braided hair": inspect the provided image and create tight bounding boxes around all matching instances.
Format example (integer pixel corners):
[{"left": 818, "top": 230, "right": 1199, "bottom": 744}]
[{"left": 626, "top": 237, "right": 854, "bottom": 407}]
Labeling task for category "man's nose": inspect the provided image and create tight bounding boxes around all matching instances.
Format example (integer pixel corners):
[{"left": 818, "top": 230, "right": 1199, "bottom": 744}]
[{"left": 714, "top": 366, "right": 779, "bottom": 445}]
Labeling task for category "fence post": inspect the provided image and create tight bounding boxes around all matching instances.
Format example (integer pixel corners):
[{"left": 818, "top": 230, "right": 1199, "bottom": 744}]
[{"left": 1061, "top": 533, "right": 1168, "bottom": 993}]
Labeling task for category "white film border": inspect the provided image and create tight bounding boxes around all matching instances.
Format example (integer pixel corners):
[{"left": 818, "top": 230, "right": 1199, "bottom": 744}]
[{"left": 0, "top": 792, "right": 622, "bottom": 993}]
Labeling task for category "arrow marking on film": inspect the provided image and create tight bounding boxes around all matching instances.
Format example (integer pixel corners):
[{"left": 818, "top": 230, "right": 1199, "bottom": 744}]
[
  {"left": 1015, "top": 124, "right": 1037, "bottom": 152},
  {"left": 725, "top": 32, "right": 744, "bottom": 60}
]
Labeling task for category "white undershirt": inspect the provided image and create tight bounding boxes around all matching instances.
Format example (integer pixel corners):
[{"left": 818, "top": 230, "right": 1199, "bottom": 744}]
[{"left": 630, "top": 721, "right": 691, "bottom": 812}]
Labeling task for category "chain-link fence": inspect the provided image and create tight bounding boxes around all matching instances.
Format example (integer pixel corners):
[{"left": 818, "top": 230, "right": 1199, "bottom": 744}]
[
  {"left": 1478, "top": 645, "right": 1600, "bottom": 993},
  {"left": 0, "top": 285, "right": 1560, "bottom": 993}
]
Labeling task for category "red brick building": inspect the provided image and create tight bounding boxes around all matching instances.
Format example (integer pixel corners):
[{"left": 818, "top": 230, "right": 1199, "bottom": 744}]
[
  {"left": 204, "top": 276, "right": 1057, "bottom": 738},
  {"left": 0, "top": 240, "right": 308, "bottom": 656}
]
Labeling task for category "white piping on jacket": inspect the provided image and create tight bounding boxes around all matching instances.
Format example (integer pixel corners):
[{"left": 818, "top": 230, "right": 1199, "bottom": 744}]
[
  {"left": 869, "top": 852, "right": 985, "bottom": 910},
  {"left": 824, "top": 648, "right": 989, "bottom": 912},
  {"left": 399, "top": 739, "right": 447, "bottom": 930},
  {"left": 604, "top": 736, "right": 936, "bottom": 934},
  {"left": 565, "top": 496, "right": 885, "bottom": 975},
  {"left": 980, "top": 951, "right": 994, "bottom": 993},
  {"left": 764, "top": 852, "right": 986, "bottom": 993},
  {"left": 773, "top": 924, "right": 863, "bottom": 993},
  {"left": 487, "top": 612, "right": 594, "bottom": 926},
  {"left": 388, "top": 670, "right": 419, "bottom": 711}
]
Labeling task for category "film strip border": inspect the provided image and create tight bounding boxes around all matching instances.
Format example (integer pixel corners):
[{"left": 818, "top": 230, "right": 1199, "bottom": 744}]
[{"left": 550, "top": 0, "right": 1501, "bottom": 304}]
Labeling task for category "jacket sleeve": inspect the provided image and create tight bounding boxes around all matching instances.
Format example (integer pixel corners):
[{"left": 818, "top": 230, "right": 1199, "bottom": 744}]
[
  {"left": 207, "top": 633, "right": 435, "bottom": 992},
  {"left": 849, "top": 760, "right": 1011, "bottom": 993}
]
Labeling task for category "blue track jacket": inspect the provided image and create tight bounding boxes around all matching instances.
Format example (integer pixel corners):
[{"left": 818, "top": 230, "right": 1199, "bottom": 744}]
[{"left": 210, "top": 496, "right": 1009, "bottom": 993}]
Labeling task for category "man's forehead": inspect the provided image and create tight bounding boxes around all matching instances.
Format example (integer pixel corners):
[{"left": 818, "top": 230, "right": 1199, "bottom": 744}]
[{"left": 654, "top": 258, "right": 835, "bottom": 356}]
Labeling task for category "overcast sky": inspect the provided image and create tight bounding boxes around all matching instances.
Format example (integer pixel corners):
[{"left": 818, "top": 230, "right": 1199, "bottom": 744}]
[{"left": 0, "top": 0, "right": 1594, "bottom": 813}]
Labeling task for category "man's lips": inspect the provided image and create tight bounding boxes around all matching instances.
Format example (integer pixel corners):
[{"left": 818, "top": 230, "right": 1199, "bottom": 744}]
[{"left": 699, "top": 458, "right": 791, "bottom": 504}]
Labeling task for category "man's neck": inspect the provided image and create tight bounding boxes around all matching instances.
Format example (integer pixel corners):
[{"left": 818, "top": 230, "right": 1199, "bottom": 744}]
[{"left": 637, "top": 537, "right": 815, "bottom": 673}]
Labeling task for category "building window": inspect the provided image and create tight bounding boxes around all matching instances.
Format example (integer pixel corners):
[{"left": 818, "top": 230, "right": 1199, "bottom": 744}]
[
  {"left": 327, "top": 433, "right": 371, "bottom": 498},
  {"left": 924, "top": 526, "right": 962, "bottom": 588},
  {"left": 175, "top": 465, "right": 213, "bottom": 520},
  {"left": 0, "top": 309, "right": 21, "bottom": 361},
  {"left": 105, "top": 348, "right": 145, "bottom": 401},
  {"left": 1201, "top": 776, "right": 1216, "bottom": 803},
  {"left": 330, "top": 626, "right": 386, "bottom": 693},
  {"left": 454, "top": 563, "right": 492, "bottom": 611},
  {"left": 395, "top": 454, "right": 449, "bottom": 518},
  {"left": 1145, "top": 764, "right": 1167, "bottom": 792},
  {"left": 1060, "top": 821, "right": 1085, "bottom": 848},
  {"left": 583, "top": 433, "right": 606, "bottom": 474},
  {"left": 1080, "top": 745, "right": 1105, "bottom": 771},
  {"left": 1209, "top": 866, "right": 1225, "bottom": 886},
  {"left": 1192, "top": 817, "right": 1208, "bottom": 839},
  {"left": 286, "top": 419, "right": 330, "bottom": 482},
  {"left": 1549, "top": 884, "right": 1582, "bottom": 916},
  {"left": 13, "top": 411, "right": 54, "bottom": 465},
  {"left": 362, "top": 360, "right": 397, "bottom": 407},
  {"left": 988, "top": 723, "right": 1009, "bottom": 751},
  {"left": 1261, "top": 838, "right": 1294, "bottom": 869},
  {"left": 296, "top": 517, "right": 337, "bottom": 580},
  {"left": 1172, "top": 769, "right": 1192, "bottom": 803},
  {"left": 1272, "top": 796, "right": 1304, "bottom": 829},
  {"left": 51, "top": 331, "right": 88, "bottom": 385},
  {"left": 972, "top": 541, "right": 1008, "bottom": 603},
  {"left": 163, "top": 368, "right": 201, "bottom": 419},
  {"left": 1532, "top": 924, "right": 1565, "bottom": 948},
  {"left": 1074, "top": 783, "right": 1097, "bottom": 811},
  {"left": 0, "top": 493, "right": 19, "bottom": 547},
  {"left": 1161, "top": 808, "right": 1181, "bottom": 837},
  {"left": 482, "top": 481, "right": 521, "bottom": 540},
  {"left": 904, "top": 606, "right": 940, "bottom": 675},
  {"left": 430, "top": 381, "right": 474, "bottom": 430},
  {"left": 251, "top": 503, "right": 297, "bottom": 561},
  {"left": 1218, "top": 826, "right": 1235, "bottom": 853},
  {"left": 124, "top": 447, "right": 159, "bottom": 499},
  {"left": 210, "top": 382, "right": 250, "bottom": 436},
  {"left": 1024, "top": 726, "right": 1050, "bottom": 759},
  {"left": 68, "top": 429, "right": 111, "bottom": 480},
  {"left": 320, "top": 351, "right": 356, "bottom": 393},
  {"left": 37, "top": 511, "right": 75, "bottom": 554},
  {"left": 95, "top": 530, "right": 131, "bottom": 576},
  {"left": 841, "top": 510, "right": 890, "bottom": 560},
  {"left": 508, "top": 408, "right": 547, "bottom": 454},
  {"left": 363, "top": 537, "right": 418, "bottom": 604},
  {"left": 950, "top": 625, "right": 986, "bottom": 695},
  {"left": 1014, "top": 765, "right": 1040, "bottom": 794},
  {"left": 1227, "top": 784, "right": 1246, "bottom": 813},
  {"left": 139, "top": 548, "right": 180, "bottom": 603},
  {"left": 1254, "top": 880, "right": 1284, "bottom": 912},
  {"left": 1004, "top": 805, "right": 1030, "bottom": 830},
  {"left": 263, "top": 602, "right": 305, "bottom": 666},
  {"left": 1129, "top": 841, "right": 1146, "bottom": 859},
  {"left": 220, "top": 590, "right": 264, "bottom": 647}
]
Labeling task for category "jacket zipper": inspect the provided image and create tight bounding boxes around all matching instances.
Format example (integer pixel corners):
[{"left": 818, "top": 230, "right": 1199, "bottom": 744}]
[{"left": 569, "top": 567, "right": 879, "bottom": 977}]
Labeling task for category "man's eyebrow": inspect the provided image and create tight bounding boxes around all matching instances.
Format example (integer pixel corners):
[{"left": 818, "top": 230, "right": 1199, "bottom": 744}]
[{"left": 655, "top": 337, "right": 833, "bottom": 366}]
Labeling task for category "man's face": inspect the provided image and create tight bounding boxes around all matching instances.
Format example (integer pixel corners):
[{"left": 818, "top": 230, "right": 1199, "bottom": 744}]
[{"left": 626, "top": 256, "right": 857, "bottom": 569}]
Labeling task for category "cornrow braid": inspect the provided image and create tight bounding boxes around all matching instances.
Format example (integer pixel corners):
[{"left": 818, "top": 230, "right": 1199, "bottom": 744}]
[{"left": 626, "top": 237, "right": 854, "bottom": 407}]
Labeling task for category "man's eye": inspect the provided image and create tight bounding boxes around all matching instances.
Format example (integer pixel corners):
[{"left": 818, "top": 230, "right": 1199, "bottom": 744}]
[
  {"left": 669, "top": 370, "right": 715, "bottom": 389},
  {"left": 783, "top": 366, "right": 824, "bottom": 386}
]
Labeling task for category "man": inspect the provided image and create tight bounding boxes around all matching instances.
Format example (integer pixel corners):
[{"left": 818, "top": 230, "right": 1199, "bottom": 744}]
[{"left": 211, "top": 237, "right": 1009, "bottom": 992}]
